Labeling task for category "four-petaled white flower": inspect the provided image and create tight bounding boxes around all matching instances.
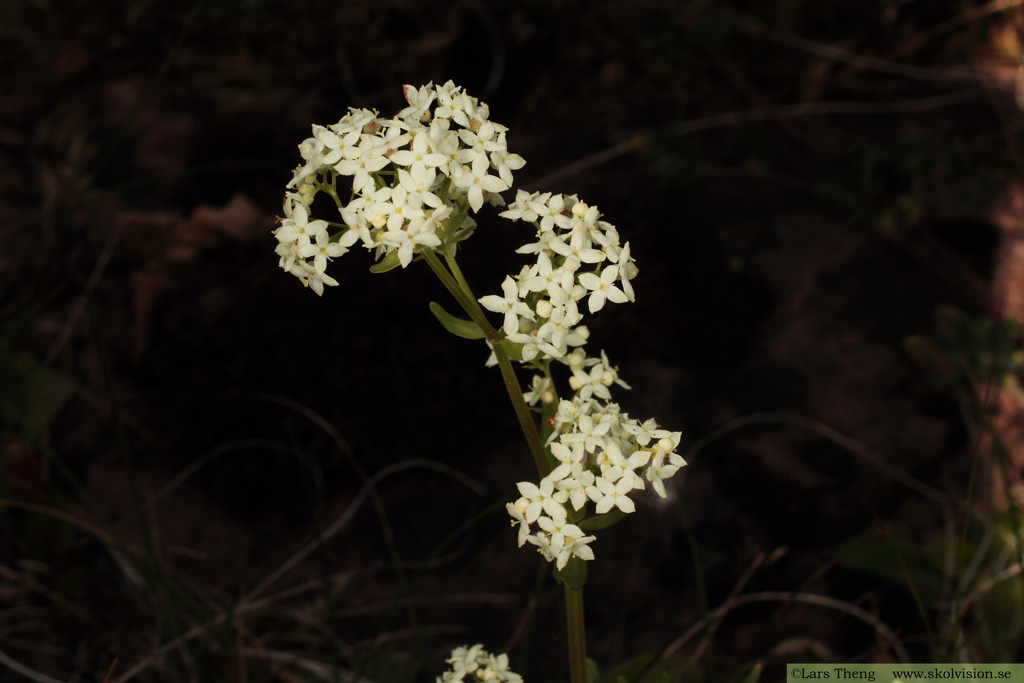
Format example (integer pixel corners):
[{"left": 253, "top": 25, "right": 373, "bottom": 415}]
[
  {"left": 593, "top": 475, "right": 637, "bottom": 515},
  {"left": 297, "top": 229, "right": 357, "bottom": 274},
  {"left": 578, "top": 264, "right": 629, "bottom": 313},
  {"left": 479, "top": 276, "right": 534, "bottom": 336},
  {"left": 453, "top": 152, "right": 509, "bottom": 213}
]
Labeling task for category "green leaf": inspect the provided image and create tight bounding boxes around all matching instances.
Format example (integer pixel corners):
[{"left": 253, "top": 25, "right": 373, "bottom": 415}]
[
  {"left": 586, "top": 659, "right": 601, "bottom": 683},
  {"left": 369, "top": 250, "right": 402, "bottom": 273},
  {"left": 437, "top": 211, "right": 468, "bottom": 241},
  {"left": 836, "top": 531, "right": 946, "bottom": 603},
  {"left": 499, "top": 336, "right": 524, "bottom": 361},
  {"left": 578, "top": 508, "right": 627, "bottom": 531},
  {"left": 428, "top": 302, "right": 485, "bottom": 339},
  {"left": 553, "top": 556, "right": 587, "bottom": 591}
]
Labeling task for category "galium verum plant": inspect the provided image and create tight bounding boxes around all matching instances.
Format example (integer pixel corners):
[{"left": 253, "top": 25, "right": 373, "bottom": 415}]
[{"left": 273, "top": 80, "right": 686, "bottom": 681}]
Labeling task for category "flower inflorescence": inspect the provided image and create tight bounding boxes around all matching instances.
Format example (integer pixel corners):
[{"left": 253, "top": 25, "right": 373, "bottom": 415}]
[
  {"left": 508, "top": 387, "right": 685, "bottom": 570},
  {"left": 437, "top": 644, "right": 522, "bottom": 683},
  {"left": 274, "top": 82, "right": 686, "bottom": 573},
  {"left": 274, "top": 80, "right": 523, "bottom": 294}
]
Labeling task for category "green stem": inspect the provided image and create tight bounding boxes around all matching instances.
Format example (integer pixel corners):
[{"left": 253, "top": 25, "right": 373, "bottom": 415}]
[
  {"left": 443, "top": 251, "right": 474, "bottom": 300},
  {"left": 425, "top": 247, "right": 578, "bottom": 674},
  {"left": 565, "top": 585, "right": 587, "bottom": 683},
  {"left": 422, "top": 249, "right": 479, "bottom": 321},
  {"left": 422, "top": 250, "right": 550, "bottom": 477},
  {"left": 493, "top": 341, "right": 551, "bottom": 477}
]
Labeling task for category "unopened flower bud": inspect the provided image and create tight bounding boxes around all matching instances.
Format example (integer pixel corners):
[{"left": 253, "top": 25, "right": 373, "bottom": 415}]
[
  {"left": 514, "top": 498, "right": 530, "bottom": 515},
  {"left": 535, "top": 299, "right": 554, "bottom": 318},
  {"left": 601, "top": 370, "right": 616, "bottom": 387},
  {"left": 566, "top": 350, "right": 585, "bottom": 371},
  {"left": 541, "top": 389, "right": 555, "bottom": 405},
  {"left": 657, "top": 437, "right": 675, "bottom": 454},
  {"left": 569, "top": 375, "right": 584, "bottom": 391}
]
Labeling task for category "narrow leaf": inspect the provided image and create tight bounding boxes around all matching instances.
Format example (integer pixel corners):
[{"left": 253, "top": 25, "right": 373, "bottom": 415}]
[
  {"left": 437, "top": 211, "right": 467, "bottom": 241},
  {"left": 369, "top": 251, "right": 401, "bottom": 273},
  {"left": 428, "top": 302, "right": 485, "bottom": 340},
  {"left": 552, "top": 556, "right": 587, "bottom": 590},
  {"left": 499, "top": 337, "right": 524, "bottom": 361}
]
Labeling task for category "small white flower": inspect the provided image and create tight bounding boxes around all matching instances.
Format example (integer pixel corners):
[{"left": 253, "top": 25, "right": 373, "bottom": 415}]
[
  {"left": 452, "top": 152, "right": 509, "bottom": 213},
  {"left": 531, "top": 193, "right": 571, "bottom": 233},
  {"left": 390, "top": 131, "right": 447, "bottom": 173},
  {"left": 505, "top": 331, "right": 560, "bottom": 361},
  {"left": 479, "top": 276, "right": 534, "bottom": 336},
  {"left": 334, "top": 136, "right": 389, "bottom": 194},
  {"left": 515, "top": 476, "right": 568, "bottom": 524},
  {"left": 506, "top": 501, "right": 531, "bottom": 547},
  {"left": 489, "top": 133, "right": 526, "bottom": 186},
  {"left": 398, "top": 82, "right": 436, "bottom": 122},
  {"left": 297, "top": 229, "right": 356, "bottom": 274},
  {"left": 550, "top": 439, "right": 585, "bottom": 466},
  {"left": 593, "top": 475, "right": 636, "bottom": 515},
  {"left": 380, "top": 218, "right": 442, "bottom": 268},
  {"left": 304, "top": 265, "right": 339, "bottom": 297},
  {"left": 554, "top": 461, "right": 595, "bottom": 511},
  {"left": 523, "top": 374, "right": 553, "bottom": 406},
  {"left": 275, "top": 201, "right": 327, "bottom": 249},
  {"left": 577, "top": 265, "right": 629, "bottom": 313},
  {"left": 373, "top": 185, "right": 425, "bottom": 231}
]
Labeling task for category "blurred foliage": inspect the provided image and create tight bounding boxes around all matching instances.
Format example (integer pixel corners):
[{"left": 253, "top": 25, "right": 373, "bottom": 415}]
[{"left": 838, "top": 513, "right": 1024, "bottom": 662}]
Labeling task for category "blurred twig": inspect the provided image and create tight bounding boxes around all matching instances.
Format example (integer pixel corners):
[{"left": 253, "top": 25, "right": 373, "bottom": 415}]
[
  {"left": 664, "top": 590, "right": 911, "bottom": 663},
  {"left": 526, "top": 89, "right": 983, "bottom": 190}
]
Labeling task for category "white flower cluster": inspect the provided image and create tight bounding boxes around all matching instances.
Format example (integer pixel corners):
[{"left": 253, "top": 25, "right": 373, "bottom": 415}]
[
  {"left": 482, "top": 193, "right": 682, "bottom": 569},
  {"left": 508, "top": 360, "right": 685, "bottom": 569},
  {"left": 479, "top": 191, "right": 638, "bottom": 363},
  {"left": 273, "top": 81, "right": 525, "bottom": 294},
  {"left": 273, "top": 82, "right": 687, "bottom": 573},
  {"left": 437, "top": 644, "right": 522, "bottom": 683}
]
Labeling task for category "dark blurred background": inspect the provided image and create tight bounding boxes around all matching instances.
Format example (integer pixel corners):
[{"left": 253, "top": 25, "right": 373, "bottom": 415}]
[{"left": 3, "top": 0, "right": 1024, "bottom": 681}]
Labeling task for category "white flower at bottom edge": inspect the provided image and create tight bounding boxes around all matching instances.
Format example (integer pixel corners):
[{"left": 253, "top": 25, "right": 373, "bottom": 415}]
[
  {"left": 437, "top": 643, "right": 523, "bottom": 683},
  {"left": 443, "top": 643, "right": 484, "bottom": 679}
]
